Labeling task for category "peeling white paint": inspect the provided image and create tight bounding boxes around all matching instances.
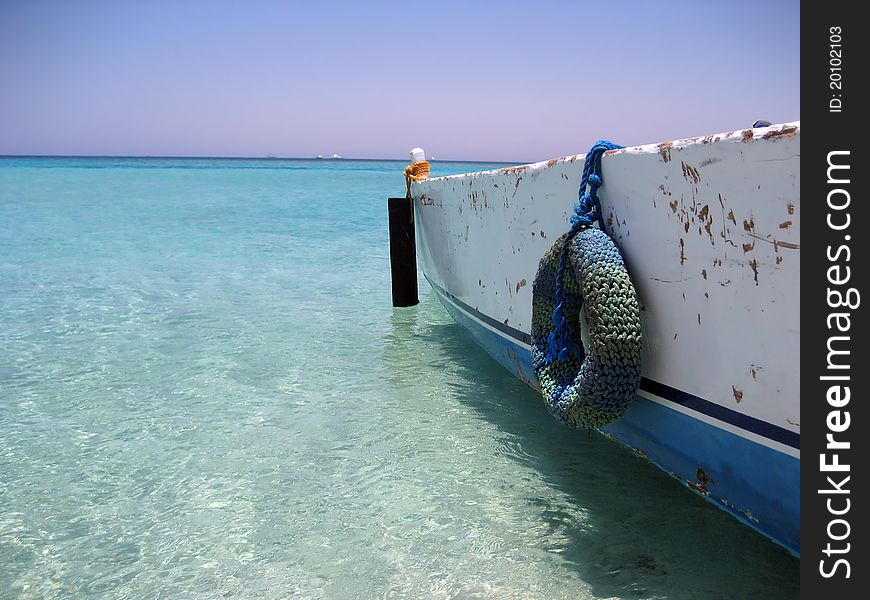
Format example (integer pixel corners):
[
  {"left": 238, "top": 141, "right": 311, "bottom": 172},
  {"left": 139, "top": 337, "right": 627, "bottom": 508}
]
[{"left": 412, "top": 122, "right": 800, "bottom": 434}]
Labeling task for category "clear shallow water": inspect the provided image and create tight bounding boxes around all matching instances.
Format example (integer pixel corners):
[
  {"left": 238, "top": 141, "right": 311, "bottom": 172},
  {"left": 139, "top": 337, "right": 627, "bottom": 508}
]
[{"left": 0, "top": 157, "right": 797, "bottom": 599}]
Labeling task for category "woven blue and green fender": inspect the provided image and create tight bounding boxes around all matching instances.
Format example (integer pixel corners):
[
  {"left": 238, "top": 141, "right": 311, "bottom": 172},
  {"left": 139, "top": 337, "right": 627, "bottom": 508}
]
[{"left": 531, "top": 227, "right": 643, "bottom": 429}]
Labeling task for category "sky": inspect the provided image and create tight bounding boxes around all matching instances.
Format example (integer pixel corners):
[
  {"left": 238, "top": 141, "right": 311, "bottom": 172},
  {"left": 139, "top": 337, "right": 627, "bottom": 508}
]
[{"left": 0, "top": 0, "right": 800, "bottom": 162}]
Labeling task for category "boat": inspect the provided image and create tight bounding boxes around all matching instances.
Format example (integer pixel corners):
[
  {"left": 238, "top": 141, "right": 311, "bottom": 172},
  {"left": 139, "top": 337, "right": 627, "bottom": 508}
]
[{"left": 407, "top": 122, "right": 800, "bottom": 555}]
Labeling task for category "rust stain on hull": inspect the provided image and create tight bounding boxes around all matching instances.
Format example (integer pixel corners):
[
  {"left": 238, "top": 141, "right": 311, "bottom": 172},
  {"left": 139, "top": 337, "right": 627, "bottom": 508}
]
[
  {"left": 704, "top": 220, "right": 714, "bottom": 243},
  {"left": 500, "top": 165, "right": 529, "bottom": 175},
  {"left": 681, "top": 162, "right": 701, "bottom": 184},
  {"left": 763, "top": 125, "right": 798, "bottom": 139},
  {"left": 507, "top": 347, "right": 533, "bottom": 388},
  {"left": 748, "top": 233, "right": 800, "bottom": 251},
  {"left": 749, "top": 258, "right": 759, "bottom": 285},
  {"left": 688, "top": 468, "right": 716, "bottom": 495},
  {"left": 658, "top": 141, "right": 673, "bottom": 163}
]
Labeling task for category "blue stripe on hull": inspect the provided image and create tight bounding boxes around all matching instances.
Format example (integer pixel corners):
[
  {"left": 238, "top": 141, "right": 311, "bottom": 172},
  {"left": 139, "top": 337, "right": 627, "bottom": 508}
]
[{"left": 433, "top": 287, "right": 800, "bottom": 556}]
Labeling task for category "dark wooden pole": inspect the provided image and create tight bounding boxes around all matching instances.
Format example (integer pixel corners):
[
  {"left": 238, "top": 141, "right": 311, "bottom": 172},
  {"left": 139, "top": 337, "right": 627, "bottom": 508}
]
[{"left": 388, "top": 197, "right": 419, "bottom": 307}]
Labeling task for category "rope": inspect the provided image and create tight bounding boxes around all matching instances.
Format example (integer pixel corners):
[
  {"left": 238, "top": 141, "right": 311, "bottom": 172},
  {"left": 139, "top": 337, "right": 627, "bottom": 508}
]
[
  {"left": 528, "top": 138, "right": 642, "bottom": 429},
  {"left": 546, "top": 140, "right": 622, "bottom": 364},
  {"left": 404, "top": 160, "right": 430, "bottom": 197}
]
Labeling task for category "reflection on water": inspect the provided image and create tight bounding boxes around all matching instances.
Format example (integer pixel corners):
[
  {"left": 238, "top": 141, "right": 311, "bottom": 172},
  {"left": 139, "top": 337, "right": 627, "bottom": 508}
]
[{"left": 383, "top": 295, "right": 798, "bottom": 599}]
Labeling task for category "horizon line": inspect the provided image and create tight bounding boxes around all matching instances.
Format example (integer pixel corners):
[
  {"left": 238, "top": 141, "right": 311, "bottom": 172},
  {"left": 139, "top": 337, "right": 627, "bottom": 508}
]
[{"left": 0, "top": 153, "right": 522, "bottom": 165}]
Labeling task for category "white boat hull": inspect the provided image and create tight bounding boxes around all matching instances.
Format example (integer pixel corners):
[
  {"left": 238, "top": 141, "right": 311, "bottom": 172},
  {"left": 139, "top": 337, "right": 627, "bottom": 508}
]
[{"left": 411, "top": 123, "right": 800, "bottom": 555}]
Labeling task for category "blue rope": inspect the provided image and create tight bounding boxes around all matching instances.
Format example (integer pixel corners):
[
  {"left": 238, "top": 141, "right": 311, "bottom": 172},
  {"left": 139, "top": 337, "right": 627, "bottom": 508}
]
[{"left": 545, "top": 140, "right": 623, "bottom": 364}]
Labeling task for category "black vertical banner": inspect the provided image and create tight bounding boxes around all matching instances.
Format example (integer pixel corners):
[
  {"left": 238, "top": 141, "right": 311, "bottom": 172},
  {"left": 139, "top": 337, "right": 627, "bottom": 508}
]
[{"left": 802, "top": 2, "right": 868, "bottom": 597}]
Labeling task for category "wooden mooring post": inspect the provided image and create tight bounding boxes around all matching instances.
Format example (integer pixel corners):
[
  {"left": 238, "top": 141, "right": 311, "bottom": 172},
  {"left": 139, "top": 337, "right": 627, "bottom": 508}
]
[{"left": 388, "top": 196, "right": 418, "bottom": 307}]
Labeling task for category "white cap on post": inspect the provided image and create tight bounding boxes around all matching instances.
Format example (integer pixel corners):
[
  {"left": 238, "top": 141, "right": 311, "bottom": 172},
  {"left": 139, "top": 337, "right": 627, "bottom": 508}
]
[{"left": 410, "top": 148, "right": 426, "bottom": 163}]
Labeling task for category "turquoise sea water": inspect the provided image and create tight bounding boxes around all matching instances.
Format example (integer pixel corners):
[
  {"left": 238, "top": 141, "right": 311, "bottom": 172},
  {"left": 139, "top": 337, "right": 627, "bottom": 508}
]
[{"left": 0, "top": 157, "right": 797, "bottom": 599}]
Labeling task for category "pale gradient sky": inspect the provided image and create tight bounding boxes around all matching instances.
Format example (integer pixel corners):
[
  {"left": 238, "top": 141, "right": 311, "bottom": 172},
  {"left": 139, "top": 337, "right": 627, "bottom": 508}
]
[{"left": 0, "top": 0, "right": 800, "bottom": 162}]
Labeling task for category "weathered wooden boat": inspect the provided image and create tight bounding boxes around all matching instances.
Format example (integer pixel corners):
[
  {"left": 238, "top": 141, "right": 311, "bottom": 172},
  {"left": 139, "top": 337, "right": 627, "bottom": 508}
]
[{"left": 407, "top": 122, "right": 800, "bottom": 555}]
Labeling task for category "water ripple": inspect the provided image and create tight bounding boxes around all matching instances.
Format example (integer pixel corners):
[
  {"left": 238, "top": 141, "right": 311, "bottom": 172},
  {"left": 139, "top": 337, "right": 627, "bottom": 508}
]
[{"left": 0, "top": 159, "right": 797, "bottom": 599}]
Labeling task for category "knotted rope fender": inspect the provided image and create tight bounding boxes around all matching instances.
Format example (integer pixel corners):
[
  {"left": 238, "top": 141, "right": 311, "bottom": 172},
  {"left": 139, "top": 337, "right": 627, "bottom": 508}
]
[
  {"left": 530, "top": 141, "right": 643, "bottom": 429},
  {"left": 404, "top": 160, "right": 430, "bottom": 197}
]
